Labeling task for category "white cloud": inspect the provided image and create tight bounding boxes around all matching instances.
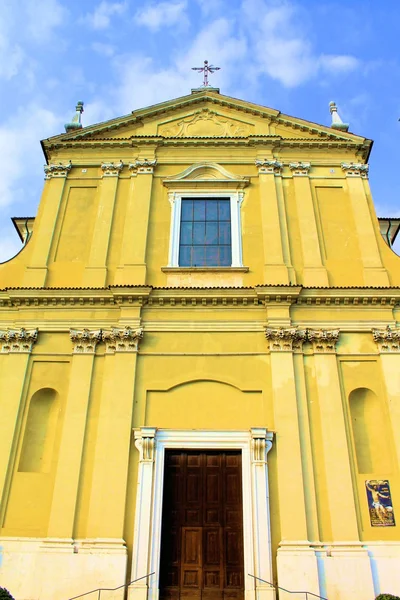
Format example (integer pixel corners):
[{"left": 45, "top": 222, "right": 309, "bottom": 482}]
[
  {"left": 24, "top": 0, "right": 68, "bottom": 42},
  {"left": 0, "top": 105, "right": 61, "bottom": 209},
  {"left": 83, "top": 1, "right": 127, "bottom": 30},
  {"left": 134, "top": 1, "right": 187, "bottom": 31},
  {"left": 0, "top": 33, "right": 24, "bottom": 80},
  {"left": 320, "top": 54, "right": 360, "bottom": 74},
  {"left": 92, "top": 42, "right": 116, "bottom": 56},
  {"left": 0, "top": 231, "right": 23, "bottom": 264},
  {"left": 241, "top": 0, "right": 360, "bottom": 88}
]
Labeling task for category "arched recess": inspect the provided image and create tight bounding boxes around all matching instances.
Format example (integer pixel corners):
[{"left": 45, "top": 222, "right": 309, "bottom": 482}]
[
  {"left": 349, "top": 387, "right": 392, "bottom": 474},
  {"left": 18, "top": 387, "right": 60, "bottom": 473}
]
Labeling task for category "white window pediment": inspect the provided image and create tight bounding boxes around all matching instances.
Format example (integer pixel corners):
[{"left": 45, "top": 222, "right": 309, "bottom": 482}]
[{"left": 163, "top": 163, "right": 249, "bottom": 269}]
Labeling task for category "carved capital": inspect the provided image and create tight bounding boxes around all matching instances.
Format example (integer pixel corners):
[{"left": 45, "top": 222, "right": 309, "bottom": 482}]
[
  {"left": 129, "top": 159, "right": 157, "bottom": 175},
  {"left": 289, "top": 162, "right": 311, "bottom": 176},
  {"left": 307, "top": 329, "right": 340, "bottom": 353},
  {"left": 44, "top": 161, "right": 72, "bottom": 179},
  {"left": 134, "top": 427, "right": 157, "bottom": 462},
  {"left": 255, "top": 159, "right": 283, "bottom": 175},
  {"left": 0, "top": 328, "right": 38, "bottom": 353},
  {"left": 341, "top": 163, "right": 369, "bottom": 178},
  {"left": 372, "top": 326, "right": 400, "bottom": 353},
  {"left": 70, "top": 329, "right": 102, "bottom": 354},
  {"left": 265, "top": 327, "right": 307, "bottom": 352},
  {"left": 102, "top": 327, "right": 144, "bottom": 353},
  {"left": 251, "top": 428, "right": 273, "bottom": 463},
  {"left": 101, "top": 161, "right": 124, "bottom": 177}
]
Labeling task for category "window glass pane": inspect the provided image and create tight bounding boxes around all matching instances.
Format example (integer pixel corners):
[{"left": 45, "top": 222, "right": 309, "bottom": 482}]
[
  {"left": 180, "top": 222, "right": 193, "bottom": 245},
  {"left": 181, "top": 200, "right": 193, "bottom": 221},
  {"left": 218, "top": 200, "right": 231, "bottom": 221},
  {"left": 206, "top": 200, "right": 218, "bottom": 221},
  {"left": 193, "top": 200, "right": 206, "bottom": 221},
  {"left": 193, "top": 246, "right": 205, "bottom": 266},
  {"left": 205, "top": 246, "right": 219, "bottom": 265},
  {"left": 219, "top": 246, "right": 232, "bottom": 266},
  {"left": 219, "top": 222, "right": 231, "bottom": 245},
  {"left": 205, "top": 222, "right": 218, "bottom": 245},
  {"left": 179, "top": 246, "right": 192, "bottom": 266},
  {"left": 193, "top": 222, "right": 205, "bottom": 245}
]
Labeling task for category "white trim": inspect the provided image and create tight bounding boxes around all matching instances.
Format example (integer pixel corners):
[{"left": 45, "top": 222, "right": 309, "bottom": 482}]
[
  {"left": 129, "top": 428, "right": 274, "bottom": 600},
  {"left": 167, "top": 191, "right": 244, "bottom": 268}
]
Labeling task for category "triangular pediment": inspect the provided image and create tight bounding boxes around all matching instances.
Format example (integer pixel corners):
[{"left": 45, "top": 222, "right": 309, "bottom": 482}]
[{"left": 42, "top": 90, "right": 370, "bottom": 157}]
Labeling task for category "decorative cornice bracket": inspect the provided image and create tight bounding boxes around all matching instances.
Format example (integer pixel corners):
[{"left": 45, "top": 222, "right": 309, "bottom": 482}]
[
  {"left": 255, "top": 159, "right": 283, "bottom": 175},
  {"left": 341, "top": 163, "right": 369, "bottom": 178},
  {"left": 250, "top": 428, "right": 273, "bottom": 464},
  {"left": 372, "top": 326, "right": 400, "bottom": 353},
  {"left": 101, "top": 161, "right": 124, "bottom": 177},
  {"left": 289, "top": 162, "right": 311, "bottom": 176},
  {"left": 134, "top": 427, "right": 157, "bottom": 462},
  {"left": 70, "top": 328, "right": 102, "bottom": 354},
  {"left": 0, "top": 328, "right": 38, "bottom": 353},
  {"left": 102, "top": 327, "right": 144, "bottom": 353},
  {"left": 44, "top": 161, "right": 72, "bottom": 179}
]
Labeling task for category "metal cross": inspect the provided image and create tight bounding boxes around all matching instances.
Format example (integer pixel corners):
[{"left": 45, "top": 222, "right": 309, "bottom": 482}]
[{"left": 192, "top": 60, "right": 220, "bottom": 87}]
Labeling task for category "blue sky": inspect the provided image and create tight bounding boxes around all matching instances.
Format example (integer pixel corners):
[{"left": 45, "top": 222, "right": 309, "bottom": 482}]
[{"left": 1, "top": 0, "right": 400, "bottom": 261}]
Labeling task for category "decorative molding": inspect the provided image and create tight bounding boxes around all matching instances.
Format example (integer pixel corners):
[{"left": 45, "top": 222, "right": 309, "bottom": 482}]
[
  {"left": 44, "top": 161, "right": 72, "bottom": 179},
  {"left": 341, "top": 163, "right": 369, "bottom": 178},
  {"left": 307, "top": 328, "right": 340, "bottom": 353},
  {"left": 102, "top": 326, "right": 144, "bottom": 353},
  {"left": 70, "top": 328, "right": 102, "bottom": 354},
  {"left": 251, "top": 428, "right": 273, "bottom": 463},
  {"left": 100, "top": 161, "right": 124, "bottom": 177},
  {"left": 0, "top": 328, "right": 38, "bottom": 353},
  {"left": 289, "top": 162, "right": 311, "bottom": 176},
  {"left": 158, "top": 108, "right": 253, "bottom": 138},
  {"left": 372, "top": 326, "right": 400, "bottom": 353},
  {"left": 134, "top": 427, "right": 157, "bottom": 462},
  {"left": 163, "top": 162, "right": 249, "bottom": 189},
  {"left": 265, "top": 327, "right": 307, "bottom": 352},
  {"left": 129, "top": 159, "right": 157, "bottom": 175},
  {"left": 255, "top": 159, "right": 283, "bottom": 175}
]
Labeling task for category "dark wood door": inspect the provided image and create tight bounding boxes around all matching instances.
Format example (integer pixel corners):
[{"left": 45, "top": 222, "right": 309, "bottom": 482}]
[{"left": 159, "top": 451, "right": 244, "bottom": 600}]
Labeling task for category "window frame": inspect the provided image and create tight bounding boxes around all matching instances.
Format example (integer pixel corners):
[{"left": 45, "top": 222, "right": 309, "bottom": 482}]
[{"left": 167, "top": 190, "right": 244, "bottom": 268}]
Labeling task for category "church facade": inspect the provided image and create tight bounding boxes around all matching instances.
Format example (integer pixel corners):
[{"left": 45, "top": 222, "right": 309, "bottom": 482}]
[{"left": 0, "top": 88, "right": 400, "bottom": 600}]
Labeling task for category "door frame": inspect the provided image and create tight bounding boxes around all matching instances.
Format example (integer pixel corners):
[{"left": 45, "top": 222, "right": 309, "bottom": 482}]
[{"left": 130, "top": 428, "right": 274, "bottom": 600}]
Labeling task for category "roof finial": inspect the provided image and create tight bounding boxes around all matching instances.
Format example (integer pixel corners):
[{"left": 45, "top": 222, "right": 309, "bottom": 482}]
[
  {"left": 65, "top": 101, "right": 84, "bottom": 133},
  {"left": 192, "top": 60, "right": 220, "bottom": 87},
  {"left": 329, "top": 101, "right": 349, "bottom": 132}
]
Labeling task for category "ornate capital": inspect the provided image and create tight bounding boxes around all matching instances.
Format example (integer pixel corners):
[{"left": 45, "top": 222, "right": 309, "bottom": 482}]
[
  {"left": 101, "top": 161, "right": 124, "bottom": 177},
  {"left": 102, "top": 327, "right": 143, "bottom": 353},
  {"left": 44, "top": 161, "right": 72, "bottom": 179},
  {"left": 134, "top": 427, "right": 157, "bottom": 462},
  {"left": 255, "top": 159, "right": 283, "bottom": 175},
  {"left": 265, "top": 327, "right": 307, "bottom": 352},
  {"left": 289, "top": 162, "right": 311, "bottom": 176},
  {"left": 251, "top": 428, "right": 273, "bottom": 464},
  {"left": 70, "top": 329, "right": 102, "bottom": 354},
  {"left": 0, "top": 328, "right": 38, "bottom": 353},
  {"left": 372, "top": 326, "right": 400, "bottom": 353},
  {"left": 341, "top": 163, "right": 369, "bottom": 178},
  {"left": 307, "top": 329, "right": 340, "bottom": 353},
  {"left": 129, "top": 159, "right": 157, "bottom": 175}
]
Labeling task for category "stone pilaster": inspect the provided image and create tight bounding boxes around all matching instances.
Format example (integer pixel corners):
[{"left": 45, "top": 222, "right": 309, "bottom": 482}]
[
  {"left": 255, "top": 159, "right": 292, "bottom": 284},
  {"left": 114, "top": 159, "right": 157, "bottom": 285},
  {"left": 372, "top": 326, "right": 400, "bottom": 467},
  {"left": 341, "top": 162, "right": 389, "bottom": 286},
  {"left": 48, "top": 329, "right": 100, "bottom": 537},
  {"left": 83, "top": 162, "right": 124, "bottom": 287},
  {"left": 289, "top": 162, "right": 329, "bottom": 287}
]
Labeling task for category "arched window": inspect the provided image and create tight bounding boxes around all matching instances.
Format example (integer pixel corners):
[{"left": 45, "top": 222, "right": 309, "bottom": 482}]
[
  {"left": 18, "top": 388, "right": 59, "bottom": 473},
  {"left": 349, "top": 387, "right": 391, "bottom": 474}
]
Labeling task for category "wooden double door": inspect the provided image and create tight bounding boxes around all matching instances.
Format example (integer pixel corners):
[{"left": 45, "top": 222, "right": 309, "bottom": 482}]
[{"left": 159, "top": 450, "right": 244, "bottom": 600}]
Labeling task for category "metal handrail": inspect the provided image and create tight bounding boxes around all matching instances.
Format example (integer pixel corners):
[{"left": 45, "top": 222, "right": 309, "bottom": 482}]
[
  {"left": 68, "top": 572, "right": 155, "bottom": 600},
  {"left": 248, "top": 574, "right": 328, "bottom": 600}
]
